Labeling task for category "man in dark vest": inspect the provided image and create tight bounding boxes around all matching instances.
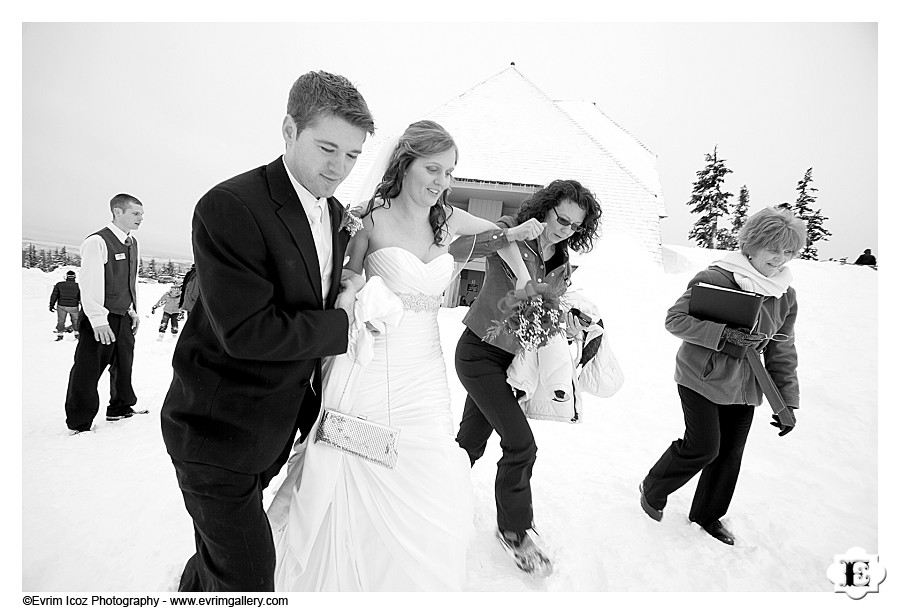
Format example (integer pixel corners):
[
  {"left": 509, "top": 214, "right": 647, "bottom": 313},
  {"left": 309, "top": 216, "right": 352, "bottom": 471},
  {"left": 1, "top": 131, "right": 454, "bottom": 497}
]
[{"left": 64, "top": 193, "right": 148, "bottom": 434}]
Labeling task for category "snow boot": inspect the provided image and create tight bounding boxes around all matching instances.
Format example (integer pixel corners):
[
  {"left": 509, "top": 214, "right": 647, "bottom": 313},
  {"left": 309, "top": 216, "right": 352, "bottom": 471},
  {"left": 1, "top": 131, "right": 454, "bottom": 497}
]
[{"left": 496, "top": 528, "right": 553, "bottom": 577}]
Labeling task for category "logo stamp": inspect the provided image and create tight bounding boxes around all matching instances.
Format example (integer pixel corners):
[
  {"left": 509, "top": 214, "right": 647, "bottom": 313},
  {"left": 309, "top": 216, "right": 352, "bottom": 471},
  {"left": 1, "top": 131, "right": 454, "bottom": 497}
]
[{"left": 826, "top": 547, "right": 886, "bottom": 599}]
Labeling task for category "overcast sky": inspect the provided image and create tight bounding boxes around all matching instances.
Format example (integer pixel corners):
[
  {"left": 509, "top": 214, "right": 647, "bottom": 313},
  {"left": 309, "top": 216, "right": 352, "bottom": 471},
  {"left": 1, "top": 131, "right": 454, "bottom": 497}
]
[{"left": 19, "top": 20, "right": 879, "bottom": 262}]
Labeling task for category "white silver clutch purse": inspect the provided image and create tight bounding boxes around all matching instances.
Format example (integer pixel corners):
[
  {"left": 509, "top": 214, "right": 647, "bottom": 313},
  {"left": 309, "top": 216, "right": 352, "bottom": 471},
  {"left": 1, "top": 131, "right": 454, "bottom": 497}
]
[
  {"left": 314, "top": 409, "right": 400, "bottom": 470},
  {"left": 314, "top": 319, "right": 401, "bottom": 470}
]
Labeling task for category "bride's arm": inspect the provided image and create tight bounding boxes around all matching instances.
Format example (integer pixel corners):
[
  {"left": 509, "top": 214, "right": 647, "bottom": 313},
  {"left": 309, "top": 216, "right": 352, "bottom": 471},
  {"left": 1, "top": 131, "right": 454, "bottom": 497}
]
[{"left": 342, "top": 224, "right": 369, "bottom": 293}]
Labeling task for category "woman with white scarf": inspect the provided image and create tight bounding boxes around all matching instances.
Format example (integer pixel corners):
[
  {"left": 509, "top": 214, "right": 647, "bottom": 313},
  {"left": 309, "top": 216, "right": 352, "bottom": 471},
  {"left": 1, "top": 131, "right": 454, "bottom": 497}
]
[{"left": 638, "top": 207, "right": 806, "bottom": 546}]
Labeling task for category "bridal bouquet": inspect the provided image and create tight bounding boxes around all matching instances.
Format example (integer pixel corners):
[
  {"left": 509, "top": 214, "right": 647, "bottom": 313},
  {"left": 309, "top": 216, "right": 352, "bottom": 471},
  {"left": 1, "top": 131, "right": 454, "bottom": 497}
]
[{"left": 484, "top": 280, "right": 564, "bottom": 353}]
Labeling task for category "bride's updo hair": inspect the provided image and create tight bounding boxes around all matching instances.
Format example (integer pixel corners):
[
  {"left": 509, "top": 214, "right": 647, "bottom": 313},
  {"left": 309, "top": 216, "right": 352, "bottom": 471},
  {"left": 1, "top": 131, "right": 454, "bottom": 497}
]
[{"left": 369, "top": 120, "right": 457, "bottom": 245}]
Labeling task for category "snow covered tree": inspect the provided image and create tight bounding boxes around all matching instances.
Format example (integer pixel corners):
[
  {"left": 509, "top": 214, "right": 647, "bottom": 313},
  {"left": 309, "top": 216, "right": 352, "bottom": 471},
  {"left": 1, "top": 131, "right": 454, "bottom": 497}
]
[
  {"left": 22, "top": 243, "right": 40, "bottom": 268},
  {"left": 733, "top": 185, "right": 750, "bottom": 236},
  {"left": 715, "top": 227, "right": 737, "bottom": 252},
  {"left": 782, "top": 168, "right": 831, "bottom": 260},
  {"left": 687, "top": 146, "right": 734, "bottom": 249},
  {"left": 49, "top": 248, "right": 64, "bottom": 271},
  {"left": 716, "top": 184, "right": 750, "bottom": 252}
]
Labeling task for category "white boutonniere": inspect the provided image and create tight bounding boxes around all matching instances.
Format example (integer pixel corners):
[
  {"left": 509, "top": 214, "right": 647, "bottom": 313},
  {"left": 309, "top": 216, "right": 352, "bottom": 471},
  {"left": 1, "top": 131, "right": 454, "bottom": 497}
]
[{"left": 339, "top": 208, "right": 364, "bottom": 237}]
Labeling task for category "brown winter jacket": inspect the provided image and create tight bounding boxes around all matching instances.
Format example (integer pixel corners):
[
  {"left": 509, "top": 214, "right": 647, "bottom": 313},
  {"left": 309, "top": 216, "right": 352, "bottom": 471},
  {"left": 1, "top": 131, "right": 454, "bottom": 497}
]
[
  {"left": 665, "top": 265, "right": 800, "bottom": 408},
  {"left": 452, "top": 215, "right": 572, "bottom": 355}
]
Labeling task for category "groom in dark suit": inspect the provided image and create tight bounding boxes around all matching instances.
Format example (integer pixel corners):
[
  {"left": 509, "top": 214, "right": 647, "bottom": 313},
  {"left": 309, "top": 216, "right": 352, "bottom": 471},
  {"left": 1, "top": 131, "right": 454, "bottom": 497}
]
[{"left": 161, "top": 70, "right": 375, "bottom": 592}]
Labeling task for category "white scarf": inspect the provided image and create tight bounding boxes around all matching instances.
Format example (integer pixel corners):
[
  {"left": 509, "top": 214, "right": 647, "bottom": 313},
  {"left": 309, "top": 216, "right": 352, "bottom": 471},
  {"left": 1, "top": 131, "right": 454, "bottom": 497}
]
[{"left": 711, "top": 251, "right": 792, "bottom": 298}]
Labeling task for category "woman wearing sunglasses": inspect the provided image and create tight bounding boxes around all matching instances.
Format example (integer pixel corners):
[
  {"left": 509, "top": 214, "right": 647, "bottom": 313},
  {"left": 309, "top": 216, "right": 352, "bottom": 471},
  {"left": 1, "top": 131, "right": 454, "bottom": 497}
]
[
  {"left": 639, "top": 207, "right": 806, "bottom": 546},
  {"left": 450, "top": 179, "right": 602, "bottom": 576}
]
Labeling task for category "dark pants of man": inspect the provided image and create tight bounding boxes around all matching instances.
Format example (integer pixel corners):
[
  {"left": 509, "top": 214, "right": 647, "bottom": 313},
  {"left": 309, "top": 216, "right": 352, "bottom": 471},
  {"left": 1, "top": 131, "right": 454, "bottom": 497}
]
[
  {"left": 642, "top": 384, "right": 755, "bottom": 526},
  {"left": 173, "top": 389, "right": 319, "bottom": 592},
  {"left": 64, "top": 312, "right": 137, "bottom": 430},
  {"left": 455, "top": 327, "right": 537, "bottom": 533}
]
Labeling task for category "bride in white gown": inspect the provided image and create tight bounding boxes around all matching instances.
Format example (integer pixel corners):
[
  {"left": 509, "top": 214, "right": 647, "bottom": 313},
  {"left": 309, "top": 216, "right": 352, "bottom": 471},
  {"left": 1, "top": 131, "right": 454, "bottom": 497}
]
[{"left": 266, "top": 120, "right": 541, "bottom": 591}]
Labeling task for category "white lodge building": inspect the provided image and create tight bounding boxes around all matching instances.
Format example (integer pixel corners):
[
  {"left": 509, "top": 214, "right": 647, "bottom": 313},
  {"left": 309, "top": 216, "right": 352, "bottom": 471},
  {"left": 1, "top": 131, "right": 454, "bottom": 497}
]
[{"left": 336, "top": 65, "right": 666, "bottom": 307}]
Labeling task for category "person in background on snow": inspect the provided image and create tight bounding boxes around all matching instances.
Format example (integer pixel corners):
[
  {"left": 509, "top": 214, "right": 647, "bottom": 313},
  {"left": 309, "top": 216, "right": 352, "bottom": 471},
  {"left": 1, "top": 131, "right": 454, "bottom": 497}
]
[
  {"left": 50, "top": 270, "right": 81, "bottom": 341},
  {"left": 178, "top": 263, "right": 199, "bottom": 315},
  {"left": 853, "top": 248, "right": 877, "bottom": 267},
  {"left": 638, "top": 207, "right": 804, "bottom": 546},
  {"left": 152, "top": 285, "right": 183, "bottom": 339}
]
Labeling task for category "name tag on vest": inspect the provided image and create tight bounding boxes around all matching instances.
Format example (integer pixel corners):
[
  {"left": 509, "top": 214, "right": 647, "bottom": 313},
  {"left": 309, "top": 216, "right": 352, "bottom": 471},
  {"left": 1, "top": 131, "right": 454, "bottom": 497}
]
[{"left": 114, "top": 252, "right": 126, "bottom": 260}]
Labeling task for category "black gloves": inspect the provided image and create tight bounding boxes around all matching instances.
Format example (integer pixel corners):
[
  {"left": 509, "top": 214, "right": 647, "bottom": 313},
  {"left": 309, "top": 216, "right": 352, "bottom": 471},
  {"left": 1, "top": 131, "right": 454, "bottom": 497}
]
[
  {"left": 49, "top": 306, "right": 55, "bottom": 312},
  {"left": 723, "top": 327, "right": 767, "bottom": 347},
  {"left": 771, "top": 406, "right": 797, "bottom": 436}
]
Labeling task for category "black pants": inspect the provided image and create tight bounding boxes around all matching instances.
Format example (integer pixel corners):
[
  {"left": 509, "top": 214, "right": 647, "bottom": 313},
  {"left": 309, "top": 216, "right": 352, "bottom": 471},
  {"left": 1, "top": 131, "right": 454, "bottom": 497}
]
[
  {"left": 173, "top": 388, "right": 318, "bottom": 592},
  {"left": 455, "top": 328, "right": 537, "bottom": 533},
  {"left": 172, "top": 459, "right": 284, "bottom": 592},
  {"left": 159, "top": 312, "right": 179, "bottom": 334},
  {"left": 64, "top": 312, "right": 137, "bottom": 430},
  {"left": 642, "top": 385, "right": 754, "bottom": 526}
]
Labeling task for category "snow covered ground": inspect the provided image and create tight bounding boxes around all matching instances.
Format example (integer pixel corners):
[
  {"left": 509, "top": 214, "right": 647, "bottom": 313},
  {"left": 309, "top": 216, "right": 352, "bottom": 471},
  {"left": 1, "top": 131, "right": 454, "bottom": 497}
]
[{"left": 18, "top": 236, "right": 885, "bottom": 607}]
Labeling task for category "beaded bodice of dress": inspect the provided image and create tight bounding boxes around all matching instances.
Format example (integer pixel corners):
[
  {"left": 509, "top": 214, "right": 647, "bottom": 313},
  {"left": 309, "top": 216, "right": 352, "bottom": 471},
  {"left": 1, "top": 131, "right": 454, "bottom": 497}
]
[{"left": 364, "top": 247, "right": 453, "bottom": 312}]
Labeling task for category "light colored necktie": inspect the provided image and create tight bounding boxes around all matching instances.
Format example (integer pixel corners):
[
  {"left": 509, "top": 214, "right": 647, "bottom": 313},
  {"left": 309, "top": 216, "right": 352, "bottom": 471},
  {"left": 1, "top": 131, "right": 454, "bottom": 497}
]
[
  {"left": 310, "top": 199, "right": 331, "bottom": 300},
  {"left": 310, "top": 201, "right": 326, "bottom": 262}
]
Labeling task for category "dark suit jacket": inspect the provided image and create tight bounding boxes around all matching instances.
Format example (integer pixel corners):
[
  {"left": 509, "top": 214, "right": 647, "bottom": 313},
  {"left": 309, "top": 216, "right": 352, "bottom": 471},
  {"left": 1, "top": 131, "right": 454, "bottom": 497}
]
[{"left": 161, "top": 157, "right": 351, "bottom": 474}]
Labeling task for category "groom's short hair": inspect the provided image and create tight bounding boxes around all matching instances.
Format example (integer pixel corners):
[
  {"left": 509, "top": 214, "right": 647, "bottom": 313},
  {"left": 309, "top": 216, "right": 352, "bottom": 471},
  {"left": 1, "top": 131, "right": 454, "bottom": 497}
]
[{"left": 287, "top": 70, "right": 375, "bottom": 136}]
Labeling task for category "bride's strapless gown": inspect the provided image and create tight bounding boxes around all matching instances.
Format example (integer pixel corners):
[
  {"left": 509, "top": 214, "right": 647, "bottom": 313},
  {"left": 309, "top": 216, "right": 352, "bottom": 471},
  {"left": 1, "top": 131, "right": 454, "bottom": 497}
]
[{"left": 269, "top": 247, "right": 475, "bottom": 591}]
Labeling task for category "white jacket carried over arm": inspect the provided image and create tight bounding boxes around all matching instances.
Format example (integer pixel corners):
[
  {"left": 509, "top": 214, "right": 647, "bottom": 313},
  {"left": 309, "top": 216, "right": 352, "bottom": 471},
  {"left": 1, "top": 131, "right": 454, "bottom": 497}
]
[{"left": 506, "top": 291, "right": 624, "bottom": 424}]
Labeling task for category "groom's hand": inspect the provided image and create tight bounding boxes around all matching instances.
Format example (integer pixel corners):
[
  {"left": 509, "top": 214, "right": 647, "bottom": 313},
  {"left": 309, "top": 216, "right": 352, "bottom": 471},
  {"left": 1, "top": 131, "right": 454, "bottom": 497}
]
[{"left": 336, "top": 287, "right": 357, "bottom": 329}]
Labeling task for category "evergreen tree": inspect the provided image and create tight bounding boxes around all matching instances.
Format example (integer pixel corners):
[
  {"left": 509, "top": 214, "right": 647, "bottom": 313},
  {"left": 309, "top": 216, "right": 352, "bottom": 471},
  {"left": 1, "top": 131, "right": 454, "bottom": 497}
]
[
  {"left": 147, "top": 257, "right": 158, "bottom": 278},
  {"left": 790, "top": 168, "right": 831, "bottom": 260},
  {"left": 687, "top": 146, "right": 734, "bottom": 249},
  {"left": 716, "top": 184, "right": 749, "bottom": 252},
  {"left": 733, "top": 185, "right": 750, "bottom": 236},
  {"left": 715, "top": 227, "right": 737, "bottom": 252},
  {"left": 22, "top": 243, "right": 39, "bottom": 268}
]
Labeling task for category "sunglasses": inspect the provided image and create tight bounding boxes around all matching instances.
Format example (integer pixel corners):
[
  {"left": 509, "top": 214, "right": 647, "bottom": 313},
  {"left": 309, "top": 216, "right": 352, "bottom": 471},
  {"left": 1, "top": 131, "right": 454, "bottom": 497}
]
[{"left": 552, "top": 207, "right": 584, "bottom": 232}]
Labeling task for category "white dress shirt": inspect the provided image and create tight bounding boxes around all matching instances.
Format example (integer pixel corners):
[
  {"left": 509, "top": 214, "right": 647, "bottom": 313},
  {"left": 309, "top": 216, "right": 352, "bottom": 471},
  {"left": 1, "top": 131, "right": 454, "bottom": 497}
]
[
  {"left": 79, "top": 222, "right": 139, "bottom": 329},
  {"left": 283, "top": 157, "right": 333, "bottom": 301}
]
